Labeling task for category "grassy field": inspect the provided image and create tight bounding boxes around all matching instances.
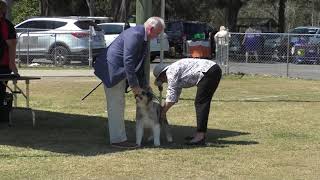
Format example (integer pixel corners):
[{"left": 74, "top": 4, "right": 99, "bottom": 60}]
[{"left": 0, "top": 75, "right": 319, "bottom": 180}]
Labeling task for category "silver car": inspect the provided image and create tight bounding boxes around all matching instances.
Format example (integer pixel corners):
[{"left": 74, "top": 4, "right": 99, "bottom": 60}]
[
  {"left": 98, "top": 22, "right": 170, "bottom": 61},
  {"left": 15, "top": 17, "right": 106, "bottom": 65}
]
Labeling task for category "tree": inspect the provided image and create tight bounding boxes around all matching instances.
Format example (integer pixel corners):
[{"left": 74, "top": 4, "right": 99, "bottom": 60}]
[
  {"left": 38, "top": 0, "right": 90, "bottom": 16},
  {"left": 86, "top": 0, "right": 95, "bottom": 16},
  {"left": 12, "top": 0, "right": 39, "bottom": 24},
  {"left": 164, "top": 0, "right": 248, "bottom": 32},
  {"left": 5, "top": 0, "right": 12, "bottom": 19},
  {"left": 166, "top": 0, "right": 214, "bottom": 21},
  {"left": 253, "top": 0, "right": 287, "bottom": 32},
  {"left": 39, "top": 0, "right": 49, "bottom": 16},
  {"left": 214, "top": 0, "right": 249, "bottom": 32},
  {"left": 278, "top": 0, "right": 287, "bottom": 32},
  {"left": 111, "top": 0, "right": 132, "bottom": 21}
]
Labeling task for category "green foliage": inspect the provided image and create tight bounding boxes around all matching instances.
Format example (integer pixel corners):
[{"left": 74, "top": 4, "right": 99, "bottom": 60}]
[
  {"left": 8, "top": 0, "right": 320, "bottom": 32},
  {"left": 11, "top": 0, "right": 39, "bottom": 24}
]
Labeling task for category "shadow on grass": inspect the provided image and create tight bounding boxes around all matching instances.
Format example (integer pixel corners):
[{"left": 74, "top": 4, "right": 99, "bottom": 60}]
[
  {"left": 179, "top": 97, "right": 320, "bottom": 103},
  {"left": 0, "top": 109, "right": 258, "bottom": 156}
]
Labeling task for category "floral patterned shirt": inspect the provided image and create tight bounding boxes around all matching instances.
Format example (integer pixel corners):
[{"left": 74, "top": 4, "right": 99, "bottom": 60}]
[{"left": 165, "top": 58, "right": 216, "bottom": 103}]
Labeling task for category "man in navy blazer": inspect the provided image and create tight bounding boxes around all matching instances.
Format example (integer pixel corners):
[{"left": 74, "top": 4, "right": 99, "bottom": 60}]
[{"left": 93, "top": 17, "right": 165, "bottom": 148}]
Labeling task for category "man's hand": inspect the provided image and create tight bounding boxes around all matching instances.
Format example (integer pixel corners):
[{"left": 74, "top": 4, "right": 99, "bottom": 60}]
[
  {"left": 9, "top": 63, "right": 18, "bottom": 75},
  {"left": 161, "top": 102, "right": 175, "bottom": 120},
  {"left": 131, "top": 86, "right": 142, "bottom": 96}
]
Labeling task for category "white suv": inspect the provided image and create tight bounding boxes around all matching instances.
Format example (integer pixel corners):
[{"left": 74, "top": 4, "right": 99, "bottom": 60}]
[
  {"left": 98, "top": 22, "right": 169, "bottom": 61},
  {"left": 15, "top": 17, "right": 106, "bottom": 65}
]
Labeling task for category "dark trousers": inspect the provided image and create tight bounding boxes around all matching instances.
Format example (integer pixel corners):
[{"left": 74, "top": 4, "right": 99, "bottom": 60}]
[
  {"left": 0, "top": 66, "right": 11, "bottom": 106},
  {"left": 195, "top": 64, "right": 222, "bottom": 132}
]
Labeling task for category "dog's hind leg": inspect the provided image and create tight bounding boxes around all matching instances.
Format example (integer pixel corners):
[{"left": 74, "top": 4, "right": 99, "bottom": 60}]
[
  {"left": 153, "top": 124, "right": 161, "bottom": 146},
  {"left": 162, "top": 122, "right": 173, "bottom": 143},
  {"left": 136, "top": 121, "right": 144, "bottom": 147}
]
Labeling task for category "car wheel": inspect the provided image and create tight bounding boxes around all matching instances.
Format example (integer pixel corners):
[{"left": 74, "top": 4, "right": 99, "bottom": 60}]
[{"left": 50, "top": 46, "right": 70, "bottom": 65}]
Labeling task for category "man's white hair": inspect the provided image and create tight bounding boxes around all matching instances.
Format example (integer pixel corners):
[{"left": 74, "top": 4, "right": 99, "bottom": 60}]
[{"left": 144, "top": 16, "right": 165, "bottom": 30}]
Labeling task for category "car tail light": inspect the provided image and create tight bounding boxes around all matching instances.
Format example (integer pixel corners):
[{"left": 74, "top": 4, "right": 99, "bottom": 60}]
[{"left": 71, "top": 32, "right": 89, "bottom": 38}]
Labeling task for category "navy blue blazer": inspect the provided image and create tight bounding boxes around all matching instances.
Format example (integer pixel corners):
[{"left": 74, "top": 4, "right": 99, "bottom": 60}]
[{"left": 93, "top": 25, "right": 147, "bottom": 88}]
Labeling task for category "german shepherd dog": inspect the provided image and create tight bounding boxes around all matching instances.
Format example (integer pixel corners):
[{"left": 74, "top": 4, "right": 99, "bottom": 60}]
[{"left": 135, "top": 90, "right": 173, "bottom": 147}]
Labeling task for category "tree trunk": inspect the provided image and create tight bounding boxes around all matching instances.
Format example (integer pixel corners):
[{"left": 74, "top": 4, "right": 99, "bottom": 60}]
[
  {"left": 40, "top": 0, "right": 49, "bottom": 16},
  {"left": 225, "top": 0, "right": 243, "bottom": 32},
  {"left": 86, "top": 0, "right": 95, "bottom": 16},
  {"left": 278, "top": 0, "right": 287, "bottom": 32},
  {"left": 111, "top": 0, "right": 121, "bottom": 21},
  {"left": 112, "top": 0, "right": 131, "bottom": 22},
  {"left": 119, "top": 0, "right": 127, "bottom": 21}
]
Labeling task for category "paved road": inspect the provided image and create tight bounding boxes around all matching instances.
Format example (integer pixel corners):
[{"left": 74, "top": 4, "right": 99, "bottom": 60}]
[
  {"left": 18, "top": 58, "right": 177, "bottom": 77},
  {"left": 18, "top": 59, "right": 320, "bottom": 80},
  {"left": 228, "top": 62, "right": 320, "bottom": 80}
]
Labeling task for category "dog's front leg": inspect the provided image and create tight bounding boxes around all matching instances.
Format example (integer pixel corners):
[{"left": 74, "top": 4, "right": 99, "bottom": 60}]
[
  {"left": 136, "top": 120, "right": 144, "bottom": 147},
  {"left": 153, "top": 123, "right": 161, "bottom": 146}
]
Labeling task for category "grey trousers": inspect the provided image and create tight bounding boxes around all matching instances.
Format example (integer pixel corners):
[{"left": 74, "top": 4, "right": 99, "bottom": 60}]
[{"left": 104, "top": 79, "right": 127, "bottom": 144}]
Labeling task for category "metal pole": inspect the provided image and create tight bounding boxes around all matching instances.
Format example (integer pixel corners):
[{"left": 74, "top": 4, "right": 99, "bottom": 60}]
[
  {"left": 226, "top": 41, "right": 230, "bottom": 75},
  {"left": 54, "top": 34, "right": 57, "bottom": 65},
  {"left": 27, "top": 30, "right": 30, "bottom": 66},
  {"left": 159, "top": 0, "right": 165, "bottom": 105},
  {"left": 88, "top": 26, "right": 93, "bottom": 67},
  {"left": 136, "top": 0, "right": 152, "bottom": 84},
  {"left": 160, "top": 0, "right": 165, "bottom": 65},
  {"left": 286, "top": 33, "right": 290, "bottom": 77}
]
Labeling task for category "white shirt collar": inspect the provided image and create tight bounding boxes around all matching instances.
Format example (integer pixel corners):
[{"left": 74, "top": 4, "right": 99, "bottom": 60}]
[{"left": 144, "top": 28, "right": 148, "bottom": 41}]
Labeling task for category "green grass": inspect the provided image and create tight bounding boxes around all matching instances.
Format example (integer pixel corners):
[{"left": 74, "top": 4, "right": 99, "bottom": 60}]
[
  {"left": 1, "top": 75, "right": 320, "bottom": 179},
  {"left": 17, "top": 64, "right": 92, "bottom": 70}
]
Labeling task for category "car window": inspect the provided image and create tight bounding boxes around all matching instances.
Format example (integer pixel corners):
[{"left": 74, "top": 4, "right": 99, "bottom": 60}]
[
  {"left": 166, "top": 22, "right": 182, "bottom": 32},
  {"left": 16, "top": 21, "right": 44, "bottom": 29},
  {"left": 290, "top": 28, "right": 318, "bottom": 34},
  {"left": 52, "top": 21, "right": 67, "bottom": 29},
  {"left": 98, "top": 24, "right": 124, "bottom": 34},
  {"left": 33, "top": 21, "right": 49, "bottom": 29},
  {"left": 16, "top": 21, "right": 33, "bottom": 29},
  {"left": 184, "top": 23, "right": 206, "bottom": 34},
  {"left": 74, "top": 20, "right": 102, "bottom": 31},
  {"left": 16, "top": 20, "right": 67, "bottom": 30},
  {"left": 15, "top": 20, "right": 48, "bottom": 32}
]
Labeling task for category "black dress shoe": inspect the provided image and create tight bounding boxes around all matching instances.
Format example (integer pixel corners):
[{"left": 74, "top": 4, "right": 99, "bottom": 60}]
[
  {"left": 111, "top": 141, "right": 138, "bottom": 149},
  {"left": 185, "top": 138, "right": 206, "bottom": 146},
  {"left": 184, "top": 136, "right": 194, "bottom": 141}
]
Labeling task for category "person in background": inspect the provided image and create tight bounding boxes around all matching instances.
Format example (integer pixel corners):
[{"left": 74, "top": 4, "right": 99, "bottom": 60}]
[
  {"left": 242, "top": 24, "right": 259, "bottom": 63},
  {"left": 214, "top": 26, "right": 230, "bottom": 66},
  {"left": 93, "top": 17, "right": 165, "bottom": 148},
  {"left": 0, "top": 0, "right": 18, "bottom": 124},
  {"left": 153, "top": 58, "right": 222, "bottom": 145}
]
